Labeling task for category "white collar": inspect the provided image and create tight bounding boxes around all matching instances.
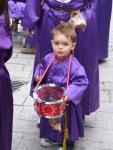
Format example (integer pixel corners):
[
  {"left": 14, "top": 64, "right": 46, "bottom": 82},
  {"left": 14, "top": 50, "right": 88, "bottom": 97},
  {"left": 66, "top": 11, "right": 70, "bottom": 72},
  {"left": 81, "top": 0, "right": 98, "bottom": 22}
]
[{"left": 56, "top": 0, "right": 71, "bottom": 3}]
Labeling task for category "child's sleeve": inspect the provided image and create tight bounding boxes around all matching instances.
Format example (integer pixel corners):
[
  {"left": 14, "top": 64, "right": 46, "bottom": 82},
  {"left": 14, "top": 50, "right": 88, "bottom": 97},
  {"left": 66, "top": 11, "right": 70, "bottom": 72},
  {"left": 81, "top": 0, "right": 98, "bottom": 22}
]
[
  {"left": 33, "top": 61, "right": 45, "bottom": 86},
  {"left": 64, "top": 60, "right": 89, "bottom": 106},
  {"left": 34, "top": 53, "right": 50, "bottom": 79},
  {"left": 34, "top": 61, "right": 45, "bottom": 79},
  {"left": 0, "top": 15, "right": 12, "bottom": 62}
]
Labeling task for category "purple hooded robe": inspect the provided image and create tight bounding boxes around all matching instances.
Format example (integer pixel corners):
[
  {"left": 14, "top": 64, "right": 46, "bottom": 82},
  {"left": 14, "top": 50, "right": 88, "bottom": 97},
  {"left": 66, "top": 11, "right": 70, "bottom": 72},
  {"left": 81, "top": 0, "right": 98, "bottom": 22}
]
[
  {"left": 22, "top": 0, "right": 99, "bottom": 115},
  {"left": 0, "top": 15, "right": 13, "bottom": 150},
  {"left": 34, "top": 53, "right": 88, "bottom": 143},
  {"left": 97, "top": 0, "right": 112, "bottom": 60},
  {"left": 8, "top": 0, "right": 36, "bottom": 50}
]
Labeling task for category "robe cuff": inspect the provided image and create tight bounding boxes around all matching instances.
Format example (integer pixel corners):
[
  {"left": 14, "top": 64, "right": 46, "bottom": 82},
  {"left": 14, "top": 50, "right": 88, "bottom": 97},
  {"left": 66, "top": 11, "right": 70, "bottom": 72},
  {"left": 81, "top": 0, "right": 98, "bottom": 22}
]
[{"left": 64, "top": 87, "right": 82, "bottom": 106}]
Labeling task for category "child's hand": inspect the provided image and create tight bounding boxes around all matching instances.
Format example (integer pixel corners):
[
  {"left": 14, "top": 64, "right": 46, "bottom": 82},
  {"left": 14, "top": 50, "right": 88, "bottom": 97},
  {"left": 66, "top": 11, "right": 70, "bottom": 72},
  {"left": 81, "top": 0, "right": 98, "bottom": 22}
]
[
  {"left": 34, "top": 101, "right": 40, "bottom": 115},
  {"left": 70, "top": 13, "right": 86, "bottom": 29},
  {"left": 62, "top": 96, "right": 69, "bottom": 102},
  {"left": 62, "top": 96, "right": 69, "bottom": 110},
  {"left": 34, "top": 101, "right": 37, "bottom": 112},
  {"left": 35, "top": 75, "right": 41, "bottom": 83},
  {"left": 26, "top": 29, "right": 35, "bottom": 37}
]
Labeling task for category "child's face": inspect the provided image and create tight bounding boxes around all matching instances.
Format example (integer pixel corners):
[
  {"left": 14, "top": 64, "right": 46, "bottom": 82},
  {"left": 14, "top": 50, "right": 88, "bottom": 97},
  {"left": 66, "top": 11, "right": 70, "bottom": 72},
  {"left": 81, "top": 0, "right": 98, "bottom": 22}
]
[{"left": 52, "top": 32, "right": 75, "bottom": 60}]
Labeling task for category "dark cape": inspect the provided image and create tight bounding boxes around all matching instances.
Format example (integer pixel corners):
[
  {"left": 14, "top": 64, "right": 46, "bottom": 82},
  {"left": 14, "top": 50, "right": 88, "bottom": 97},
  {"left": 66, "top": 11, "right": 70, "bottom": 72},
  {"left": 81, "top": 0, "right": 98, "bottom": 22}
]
[
  {"left": 0, "top": 15, "right": 13, "bottom": 150},
  {"left": 97, "top": 0, "right": 112, "bottom": 59}
]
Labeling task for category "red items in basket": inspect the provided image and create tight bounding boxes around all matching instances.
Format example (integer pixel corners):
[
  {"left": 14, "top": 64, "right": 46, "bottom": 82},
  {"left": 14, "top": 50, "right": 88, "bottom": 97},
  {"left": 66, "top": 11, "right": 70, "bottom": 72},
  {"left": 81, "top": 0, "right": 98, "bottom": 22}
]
[{"left": 33, "top": 83, "right": 66, "bottom": 118}]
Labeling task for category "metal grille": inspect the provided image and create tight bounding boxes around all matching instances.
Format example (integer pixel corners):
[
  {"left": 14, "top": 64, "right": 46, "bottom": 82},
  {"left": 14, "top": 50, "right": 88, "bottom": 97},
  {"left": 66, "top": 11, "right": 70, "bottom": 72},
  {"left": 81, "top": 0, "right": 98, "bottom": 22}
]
[{"left": 11, "top": 80, "right": 28, "bottom": 92}]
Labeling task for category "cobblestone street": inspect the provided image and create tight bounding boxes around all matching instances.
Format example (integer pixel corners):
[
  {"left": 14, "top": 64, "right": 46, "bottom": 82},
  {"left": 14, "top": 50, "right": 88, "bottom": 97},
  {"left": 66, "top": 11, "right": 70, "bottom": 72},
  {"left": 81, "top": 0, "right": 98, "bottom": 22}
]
[{"left": 6, "top": 9, "right": 113, "bottom": 150}]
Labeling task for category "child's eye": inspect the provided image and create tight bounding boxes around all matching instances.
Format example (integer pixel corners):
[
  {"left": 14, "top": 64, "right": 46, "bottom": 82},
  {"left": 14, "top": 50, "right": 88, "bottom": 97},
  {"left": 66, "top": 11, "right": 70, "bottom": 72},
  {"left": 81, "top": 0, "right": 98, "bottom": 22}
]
[
  {"left": 63, "top": 42, "right": 69, "bottom": 46},
  {"left": 52, "top": 41, "right": 69, "bottom": 46},
  {"left": 54, "top": 42, "right": 59, "bottom": 45}
]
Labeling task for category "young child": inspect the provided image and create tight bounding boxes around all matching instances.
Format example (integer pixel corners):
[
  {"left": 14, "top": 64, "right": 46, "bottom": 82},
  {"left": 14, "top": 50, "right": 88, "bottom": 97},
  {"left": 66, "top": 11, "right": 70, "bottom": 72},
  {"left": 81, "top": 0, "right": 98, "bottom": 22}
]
[
  {"left": 0, "top": 1, "right": 13, "bottom": 150},
  {"left": 34, "top": 22, "right": 88, "bottom": 150}
]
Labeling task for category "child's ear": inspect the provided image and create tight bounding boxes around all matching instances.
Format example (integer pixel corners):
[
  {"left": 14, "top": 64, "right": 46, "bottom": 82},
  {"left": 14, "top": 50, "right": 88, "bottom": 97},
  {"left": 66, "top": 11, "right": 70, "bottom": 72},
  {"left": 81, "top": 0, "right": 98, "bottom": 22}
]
[
  {"left": 72, "top": 42, "right": 76, "bottom": 49},
  {"left": 51, "top": 40, "right": 53, "bottom": 46}
]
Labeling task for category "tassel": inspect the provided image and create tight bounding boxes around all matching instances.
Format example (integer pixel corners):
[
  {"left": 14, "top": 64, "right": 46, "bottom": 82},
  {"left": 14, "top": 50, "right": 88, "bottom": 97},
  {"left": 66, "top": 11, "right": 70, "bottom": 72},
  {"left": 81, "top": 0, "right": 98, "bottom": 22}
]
[
  {"left": 63, "top": 55, "right": 72, "bottom": 150},
  {"left": 70, "top": 10, "right": 79, "bottom": 19},
  {"left": 71, "top": 48, "right": 75, "bottom": 55},
  {"left": 63, "top": 139, "right": 66, "bottom": 150},
  {"left": 63, "top": 128, "right": 69, "bottom": 150}
]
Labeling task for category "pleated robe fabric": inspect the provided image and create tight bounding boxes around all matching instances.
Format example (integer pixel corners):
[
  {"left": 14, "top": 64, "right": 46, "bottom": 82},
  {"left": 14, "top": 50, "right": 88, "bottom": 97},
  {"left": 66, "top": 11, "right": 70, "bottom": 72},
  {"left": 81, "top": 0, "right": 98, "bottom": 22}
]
[
  {"left": 22, "top": 0, "right": 99, "bottom": 115},
  {"left": 0, "top": 15, "right": 13, "bottom": 150},
  {"left": 97, "top": 0, "right": 112, "bottom": 59},
  {"left": 8, "top": 0, "right": 26, "bottom": 18},
  {"left": 34, "top": 53, "right": 88, "bottom": 143}
]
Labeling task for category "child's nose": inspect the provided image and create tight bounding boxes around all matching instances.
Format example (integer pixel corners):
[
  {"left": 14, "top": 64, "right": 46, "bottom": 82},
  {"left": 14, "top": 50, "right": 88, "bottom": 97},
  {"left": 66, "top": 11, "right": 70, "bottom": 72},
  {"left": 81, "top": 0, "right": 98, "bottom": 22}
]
[{"left": 59, "top": 44, "right": 63, "bottom": 48}]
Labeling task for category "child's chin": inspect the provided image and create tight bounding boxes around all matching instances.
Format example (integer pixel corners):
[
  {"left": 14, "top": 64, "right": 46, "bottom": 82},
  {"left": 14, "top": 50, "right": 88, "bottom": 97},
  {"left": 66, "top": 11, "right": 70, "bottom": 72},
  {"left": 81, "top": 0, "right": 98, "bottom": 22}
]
[{"left": 56, "top": 55, "right": 65, "bottom": 60}]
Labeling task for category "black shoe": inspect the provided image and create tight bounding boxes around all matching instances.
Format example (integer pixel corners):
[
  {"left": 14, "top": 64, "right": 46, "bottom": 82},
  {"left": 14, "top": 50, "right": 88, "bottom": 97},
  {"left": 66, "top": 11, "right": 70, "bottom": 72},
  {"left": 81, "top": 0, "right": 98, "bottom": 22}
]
[
  {"left": 67, "top": 141, "right": 74, "bottom": 150},
  {"left": 99, "top": 59, "right": 107, "bottom": 64},
  {"left": 37, "top": 118, "right": 40, "bottom": 128},
  {"left": 37, "top": 122, "right": 40, "bottom": 128},
  {"left": 82, "top": 114, "right": 85, "bottom": 120}
]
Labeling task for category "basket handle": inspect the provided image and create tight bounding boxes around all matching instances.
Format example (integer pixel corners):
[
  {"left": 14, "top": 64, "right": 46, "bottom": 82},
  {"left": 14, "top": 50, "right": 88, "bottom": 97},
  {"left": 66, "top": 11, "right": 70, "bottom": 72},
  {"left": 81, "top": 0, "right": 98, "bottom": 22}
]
[{"left": 66, "top": 54, "right": 72, "bottom": 88}]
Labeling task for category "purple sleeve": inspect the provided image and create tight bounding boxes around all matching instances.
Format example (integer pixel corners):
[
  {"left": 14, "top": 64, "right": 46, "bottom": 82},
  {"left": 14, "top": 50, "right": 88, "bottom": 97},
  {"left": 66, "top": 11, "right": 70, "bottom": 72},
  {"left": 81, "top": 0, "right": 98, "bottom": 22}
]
[
  {"left": 64, "top": 59, "right": 88, "bottom": 106},
  {"left": 34, "top": 63, "right": 45, "bottom": 79},
  {"left": 81, "top": 0, "right": 97, "bottom": 22},
  {"left": 22, "top": 0, "right": 42, "bottom": 29},
  {"left": 34, "top": 53, "right": 54, "bottom": 79},
  {"left": 0, "top": 15, "right": 12, "bottom": 62}
]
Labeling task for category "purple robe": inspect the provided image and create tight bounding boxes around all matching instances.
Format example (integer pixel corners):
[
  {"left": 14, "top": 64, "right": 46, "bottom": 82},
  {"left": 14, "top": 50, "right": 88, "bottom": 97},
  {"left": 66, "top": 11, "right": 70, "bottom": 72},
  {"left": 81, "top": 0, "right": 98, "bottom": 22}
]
[
  {"left": 97, "top": 0, "right": 112, "bottom": 60},
  {"left": 23, "top": 0, "right": 99, "bottom": 115},
  {"left": 0, "top": 15, "right": 13, "bottom": 150},
  {"left": 8, "top": 0, "right": 36, "bottom": 48},
  {"left": 24, "top": 34, "right": 36, "bottom": 48},
  {"left": 34, "top": 53, "right": 88, "bottom": 143},
  {"left": 8, "top": 0, "right": 26, "bottom": 18}
]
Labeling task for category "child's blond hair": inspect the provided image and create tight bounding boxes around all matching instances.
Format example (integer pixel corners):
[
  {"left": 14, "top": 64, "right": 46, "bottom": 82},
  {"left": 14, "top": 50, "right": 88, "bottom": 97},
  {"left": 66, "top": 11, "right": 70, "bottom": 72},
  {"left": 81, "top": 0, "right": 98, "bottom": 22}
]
[{"left": 52, "top": 21, "right": 76, "bottom": 43}]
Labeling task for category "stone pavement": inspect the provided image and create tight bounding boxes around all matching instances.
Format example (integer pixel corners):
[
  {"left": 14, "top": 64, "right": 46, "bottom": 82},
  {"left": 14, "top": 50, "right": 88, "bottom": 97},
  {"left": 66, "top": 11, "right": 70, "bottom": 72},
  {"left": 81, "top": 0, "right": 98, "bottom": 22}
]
[{"left": 6, "top": 10, "right": 113, "bottom": 150}]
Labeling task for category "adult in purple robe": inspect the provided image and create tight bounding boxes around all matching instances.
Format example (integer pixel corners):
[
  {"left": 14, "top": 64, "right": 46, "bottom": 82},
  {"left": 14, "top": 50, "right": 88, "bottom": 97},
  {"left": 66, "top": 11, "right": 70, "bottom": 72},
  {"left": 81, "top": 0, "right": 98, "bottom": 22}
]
[
  {"left": 8, "top": 0, "right": 36, "bottom": 53},
  {"left": 97, "top": 0, "right": 112, "bottom": 60},
  {"left": 22, "top": 0, "right": 99, "bottom": 115},
  {"left": 0, "top": 12, "right": 13, "bottom": 150},
  {"left": 34, "top": 53, "right": 88, "bottom": 144}
]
